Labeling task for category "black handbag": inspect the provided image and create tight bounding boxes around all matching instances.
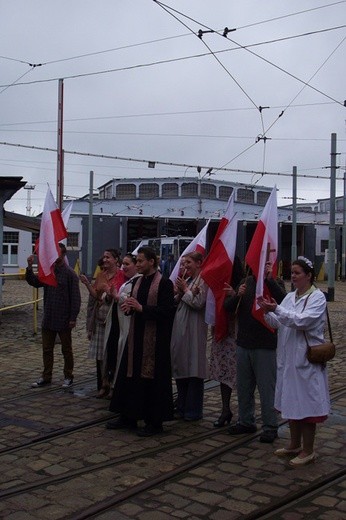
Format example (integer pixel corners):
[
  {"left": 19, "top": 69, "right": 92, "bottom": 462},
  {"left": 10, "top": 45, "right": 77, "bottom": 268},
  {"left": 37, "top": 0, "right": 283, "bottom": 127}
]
[{"left": 303, "top": 300, "right": 335, "bottom": 365}]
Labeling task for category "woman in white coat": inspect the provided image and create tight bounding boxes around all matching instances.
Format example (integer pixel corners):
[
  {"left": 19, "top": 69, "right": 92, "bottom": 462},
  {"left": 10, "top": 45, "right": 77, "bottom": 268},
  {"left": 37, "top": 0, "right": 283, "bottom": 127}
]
[
  {"left": 257, "top": 257, "right": 330, "bottom": 466},
  {"left": 170, "top": 251, "right": 208, "bottom": 421}
]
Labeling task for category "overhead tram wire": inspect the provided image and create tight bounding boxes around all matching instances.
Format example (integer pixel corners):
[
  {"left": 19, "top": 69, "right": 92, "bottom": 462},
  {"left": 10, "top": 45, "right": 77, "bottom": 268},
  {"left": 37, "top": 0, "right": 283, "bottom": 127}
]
[
  {"left": 0, "top": 1, "right": 342, "bottom": 69},
  {"left": 0, "top": 25, "right": 345, "bottom": 96},
  {"left": 153, "top": 0, "right": 268, "bottom": 184},
  {"left": 0, "top": 101, "right": 340, "bottom": 129},
  {"left": 0, "top": 140, "right": 340, "bottom": 181},
  {"left": 153, "top": 1, "right": 345, "bottom": 184},
  {"left": 153, "top": 1, "right": 260, "bottom": 112},
  {"left": 0, "top": 66, "right": 37, "bottom": 96},
  {"left": 236, "top": 0, "right": 346, "bottom": 31},
  {"left": 153, "top": 1, "right": 346, "bottom": 108},
  {"left": 262, "top": 34, "right": 346, "bottom": 138}
]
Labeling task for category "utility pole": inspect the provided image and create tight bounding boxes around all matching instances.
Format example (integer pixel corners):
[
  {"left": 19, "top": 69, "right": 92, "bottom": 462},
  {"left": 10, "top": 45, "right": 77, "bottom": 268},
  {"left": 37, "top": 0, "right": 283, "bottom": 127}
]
[
  {"left": 87, "top": 171, "right": 94, "bottom": 277},
  {"left": 56, "top": 79, "right": 64, "bottom": 210},
  {"left": 328, "top": 133, "right": 337, "bottom": 301},
  {"left": 342, "top": 166, "right": 346, "bottom": 281},
  {"left": 291, "top": 166, "right": 297, "bottom": 262}
]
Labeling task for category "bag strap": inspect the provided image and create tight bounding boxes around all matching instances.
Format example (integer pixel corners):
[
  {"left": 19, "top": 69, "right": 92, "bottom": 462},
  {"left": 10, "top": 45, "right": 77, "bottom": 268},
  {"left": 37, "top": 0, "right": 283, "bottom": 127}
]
[{"left": 302, "top": 292, "right": 333, "bottom": 344}]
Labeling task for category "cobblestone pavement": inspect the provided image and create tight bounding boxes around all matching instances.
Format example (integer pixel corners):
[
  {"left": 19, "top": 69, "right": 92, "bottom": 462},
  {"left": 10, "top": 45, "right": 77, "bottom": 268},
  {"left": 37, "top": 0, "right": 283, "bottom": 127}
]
[{"left": 0, "top": 279, "right": 345, "bottom": 519}]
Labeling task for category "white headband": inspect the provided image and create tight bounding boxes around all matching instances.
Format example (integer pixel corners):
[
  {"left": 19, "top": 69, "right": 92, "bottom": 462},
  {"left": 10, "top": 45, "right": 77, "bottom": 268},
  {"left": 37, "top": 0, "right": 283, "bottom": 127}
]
[{"left": 297, "top": 256, "right": 313, "bottom": 269}]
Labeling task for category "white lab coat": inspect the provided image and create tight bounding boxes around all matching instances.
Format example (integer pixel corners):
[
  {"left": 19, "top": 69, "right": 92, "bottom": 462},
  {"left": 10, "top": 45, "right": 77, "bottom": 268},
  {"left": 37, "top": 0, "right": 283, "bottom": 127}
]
[{"left": 264, "top": 288, "right": 330, "bottom": 420}]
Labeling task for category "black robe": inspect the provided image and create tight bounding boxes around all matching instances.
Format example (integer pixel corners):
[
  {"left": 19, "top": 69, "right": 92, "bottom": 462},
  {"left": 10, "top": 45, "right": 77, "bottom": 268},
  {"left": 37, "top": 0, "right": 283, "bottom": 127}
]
[{"left": 110, "top": 273, "right": 175, "bottom": 425}]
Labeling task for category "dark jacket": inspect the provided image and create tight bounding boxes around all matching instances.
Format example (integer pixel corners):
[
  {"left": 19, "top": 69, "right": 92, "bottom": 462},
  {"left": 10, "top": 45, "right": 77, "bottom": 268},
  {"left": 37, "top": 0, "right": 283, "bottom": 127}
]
[
  {"left": 26, "top": 264, "right": 81, "bottom": 331},
  {"left": 224, "top": 275, "right": 286, "bottom": 350}
]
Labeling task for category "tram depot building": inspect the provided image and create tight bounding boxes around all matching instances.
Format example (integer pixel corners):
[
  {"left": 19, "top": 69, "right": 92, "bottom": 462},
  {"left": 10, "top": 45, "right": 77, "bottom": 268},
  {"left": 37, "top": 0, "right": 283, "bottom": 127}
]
[{"left": 2, "top": 176, "right": 344, "bottom": 280}]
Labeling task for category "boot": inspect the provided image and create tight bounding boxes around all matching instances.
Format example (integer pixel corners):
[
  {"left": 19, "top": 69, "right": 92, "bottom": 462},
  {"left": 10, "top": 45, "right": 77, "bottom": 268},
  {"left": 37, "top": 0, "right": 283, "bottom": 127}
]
[{"left": 213, "top": 383, "right": 233, "bottom": 427}]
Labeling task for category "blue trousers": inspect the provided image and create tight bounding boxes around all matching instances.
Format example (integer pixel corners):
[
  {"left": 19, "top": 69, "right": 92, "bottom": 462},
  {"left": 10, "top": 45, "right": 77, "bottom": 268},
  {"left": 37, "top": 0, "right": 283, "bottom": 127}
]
[
  {"left": 176, "top": 377, "right": 204, "bottom": 420},
  {"left": 236, "top": 346, "right": 278, "bottom": 433}
]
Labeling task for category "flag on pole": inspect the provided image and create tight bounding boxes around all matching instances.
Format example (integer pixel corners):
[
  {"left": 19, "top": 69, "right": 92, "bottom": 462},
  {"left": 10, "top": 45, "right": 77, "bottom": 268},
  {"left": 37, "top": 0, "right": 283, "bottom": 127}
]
[
  {"left": 201, "top": 193, "right": 237, "bottom": 341},
  {"left": 169, "top": 219, "right": 210, "bottom": 285},
  {"left": 245, "top": 186, "right": 278, "bottom": 327},
  {"left": 36, "top": 186, "right": 68, "bottom": 286},
  {"left": 202, "top": 192, "right": 236, "bottom": 328},
  {"left": 62, "top": 201, "right": 73, "bottom": 228}
]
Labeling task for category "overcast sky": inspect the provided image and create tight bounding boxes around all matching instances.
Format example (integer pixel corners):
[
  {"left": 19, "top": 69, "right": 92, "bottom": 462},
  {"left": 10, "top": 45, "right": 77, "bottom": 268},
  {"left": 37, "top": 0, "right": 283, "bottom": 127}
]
[{"left": 1, "top": 0, "right": 346, "bottom": 215}]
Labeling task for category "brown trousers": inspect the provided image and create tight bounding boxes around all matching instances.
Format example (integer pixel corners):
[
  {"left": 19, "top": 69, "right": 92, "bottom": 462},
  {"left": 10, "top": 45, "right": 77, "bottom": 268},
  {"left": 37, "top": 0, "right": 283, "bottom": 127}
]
[{"left": 41, "top": 328, "right": 73, "bottom": 381}]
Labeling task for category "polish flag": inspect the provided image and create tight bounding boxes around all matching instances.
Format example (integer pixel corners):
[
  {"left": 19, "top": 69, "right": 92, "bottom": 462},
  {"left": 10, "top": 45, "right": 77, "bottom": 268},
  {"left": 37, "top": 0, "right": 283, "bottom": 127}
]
[
  {"left": 62, "top": 201, "right": 73, "bottom": 228},
  {"left": 169, "top": 219, "right": 210, "bottom": 285},
  {"left": 202, "top": 192, "right": 236, "bottom": 328},
  {"left": 245, "top": 186, "right": 278, "bottom": 327},
  {"left": 201, "top": 193, "right": 237, "bottom": 342},
  {"left": 37, "top": 187, "right": 68, "bottom": 286}
]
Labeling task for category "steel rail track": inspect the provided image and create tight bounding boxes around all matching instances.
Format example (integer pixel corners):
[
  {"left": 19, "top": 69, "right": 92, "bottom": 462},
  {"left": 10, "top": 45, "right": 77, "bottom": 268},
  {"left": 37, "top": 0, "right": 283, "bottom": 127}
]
[{"left": 0, "top": 387, "right": 345, "bottom": 514}]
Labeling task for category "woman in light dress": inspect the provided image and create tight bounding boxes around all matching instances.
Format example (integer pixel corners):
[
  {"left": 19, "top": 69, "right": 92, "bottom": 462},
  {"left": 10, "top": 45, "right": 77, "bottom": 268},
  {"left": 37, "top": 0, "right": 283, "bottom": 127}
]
[
  {"left": 257, "top": 257, "right": 330, "bottom": 466},
  {"left": 209, "top": 256, "right": 244, "bottom": 427}
]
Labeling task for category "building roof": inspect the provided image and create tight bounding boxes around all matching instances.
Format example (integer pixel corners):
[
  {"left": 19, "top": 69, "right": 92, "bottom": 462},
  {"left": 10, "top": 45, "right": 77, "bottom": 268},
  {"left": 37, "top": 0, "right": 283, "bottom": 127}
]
[
  {"left": 4, "top": 210, "right": 40, "bottom": 232},
  {"left": 0, "top": 176, "right": 26, "bottom": 204}
]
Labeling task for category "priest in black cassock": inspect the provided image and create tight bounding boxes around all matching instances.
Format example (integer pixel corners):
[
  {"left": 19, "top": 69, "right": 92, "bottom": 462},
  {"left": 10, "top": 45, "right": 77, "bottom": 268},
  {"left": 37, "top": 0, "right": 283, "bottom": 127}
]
[{"left": 107, "top": 246, "right": 175, "bottom": 437}]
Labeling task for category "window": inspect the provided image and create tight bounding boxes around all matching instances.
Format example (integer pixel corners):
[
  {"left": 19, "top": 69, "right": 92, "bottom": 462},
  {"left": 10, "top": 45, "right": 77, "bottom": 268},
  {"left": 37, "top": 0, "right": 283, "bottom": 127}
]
[
  {"left": 116, "top": 184, "right": 136, "bottom": 199},
  {"left": 336, "top": 198, "right": 344, "bottom": 211},
  {"left": 67, "top": 232, "right": 79, "bottom": 248},
  {"left": 105, "top": 185, "right": 113, "bottom": 199},
  {"left": 257, "top": 191, "right": 270, "bottom": 206},
  {"left": 139, "top": 183, "right": 159, "bottom": 199},
  {"left": 162, "top": 183, "right": 178, "bottom": 198},
  {"left": 219, "top": 186, "right": 233, "bottom": 200},
  {"left": 201, "top": 183, "right": 216, "bottom": 199},
  {"left": 320, "top": 240, "right": 328, "bottom": 253},
  {"left": 237, "top": 188, "right": 254, "bottom": 203},
  {"left": 181, "top": 182, "right": 198, "bottom": 197},
  {"left": 3, "top": 231, "right": 19, "bottom": 265}
]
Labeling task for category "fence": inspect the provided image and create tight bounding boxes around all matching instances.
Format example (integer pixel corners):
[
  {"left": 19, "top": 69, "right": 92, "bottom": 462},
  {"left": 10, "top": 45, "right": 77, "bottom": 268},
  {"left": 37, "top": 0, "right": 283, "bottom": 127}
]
[{"left": 0, "top": 272, "right": 42, "bottom": 334}]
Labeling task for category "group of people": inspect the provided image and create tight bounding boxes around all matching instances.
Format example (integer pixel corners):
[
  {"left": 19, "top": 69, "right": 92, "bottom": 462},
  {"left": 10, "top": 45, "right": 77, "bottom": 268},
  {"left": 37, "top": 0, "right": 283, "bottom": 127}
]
[{"left": 26, "top": 244, "right": 331, "bottom": 462}]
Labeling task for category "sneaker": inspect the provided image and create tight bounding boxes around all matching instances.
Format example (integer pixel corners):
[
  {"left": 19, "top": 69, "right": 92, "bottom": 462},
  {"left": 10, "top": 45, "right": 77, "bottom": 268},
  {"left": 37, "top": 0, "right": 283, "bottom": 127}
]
[
  {"left": 259, "top": 430, "right": 278, "bottom": 443},
  {"left": 62, "top": 378, "right": 73, "bottom": 388},
  {"left": 228, "top": 423, "right": 257, "bottom": 435},
  {"left": 31, "top": 377, "right": 51, "bottom": 388}
]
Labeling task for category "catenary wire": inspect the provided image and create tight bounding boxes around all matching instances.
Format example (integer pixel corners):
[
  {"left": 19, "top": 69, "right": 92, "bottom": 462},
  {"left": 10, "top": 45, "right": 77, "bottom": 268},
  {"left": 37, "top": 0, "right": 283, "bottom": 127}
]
[
  {"left": 0, "top": 25, "right": 344, "bottom": 108},
  {"left": 1, "top": 140, "right": 341, "bottom": 180},
  {"left": 1, "top": 1, "right": 343, "bottom": 67},
  {"left": 0, "top": 101, "right": 340, "bottom": 129}
]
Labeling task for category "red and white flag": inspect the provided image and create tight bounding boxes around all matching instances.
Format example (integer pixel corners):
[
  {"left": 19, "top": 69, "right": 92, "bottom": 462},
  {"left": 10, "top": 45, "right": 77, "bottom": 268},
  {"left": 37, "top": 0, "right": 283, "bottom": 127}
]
[
  {"left": 62, "top": 201, "right": 73, "bottom": 228},
  {"left": 37, "top": 186, "right": 68, "bottom": 286},
  {"left": 201, "top": 193, "right": 237, "bottom": 342},
  {"left": 169, "top": 219, "right": 210, "bottom": 285},
  {"left": 245, "top": 186, "right": 278, "bottom": 327}
]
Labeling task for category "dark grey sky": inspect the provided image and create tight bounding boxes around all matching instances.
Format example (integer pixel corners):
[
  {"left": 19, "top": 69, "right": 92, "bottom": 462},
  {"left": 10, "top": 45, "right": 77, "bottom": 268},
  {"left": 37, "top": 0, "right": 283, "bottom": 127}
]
[{"left": 1, "top": 0, "right": 345, "bottom": 214}]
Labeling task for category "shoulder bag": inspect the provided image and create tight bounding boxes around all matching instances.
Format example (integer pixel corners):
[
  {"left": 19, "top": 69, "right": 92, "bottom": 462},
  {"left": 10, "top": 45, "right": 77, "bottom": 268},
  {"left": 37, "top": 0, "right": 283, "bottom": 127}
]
[{"left": 302, "top": 296, "right": 335, "bottom": 364}]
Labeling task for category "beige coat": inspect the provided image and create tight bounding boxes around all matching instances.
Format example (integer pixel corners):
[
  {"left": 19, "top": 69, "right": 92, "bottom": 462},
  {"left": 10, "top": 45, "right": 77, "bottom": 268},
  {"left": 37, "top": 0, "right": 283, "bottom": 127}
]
[{"left": 170, "top": 278, "right": 208, "bottom": 379}]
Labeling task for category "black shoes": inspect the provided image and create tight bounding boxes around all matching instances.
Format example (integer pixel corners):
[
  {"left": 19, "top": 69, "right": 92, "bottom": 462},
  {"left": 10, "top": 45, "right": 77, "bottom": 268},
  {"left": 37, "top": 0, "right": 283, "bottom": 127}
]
[
  {"left": 259, "top": 430, "right": 278, "bottom": 443},
  {"left": 137, "top": 424, "right": 163, "bottom": 437},
  {"left": 31, "top": 378, "right": 51, "bottom": 388},
  {"left": 228, "top": 423, "right": 257, "bottom": 435},
  {"left": 106, "top": 417, "right": 137, "bottom": 430},
  {"left": 213, "top": 411, "right": 233, "bottom": 428}
]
